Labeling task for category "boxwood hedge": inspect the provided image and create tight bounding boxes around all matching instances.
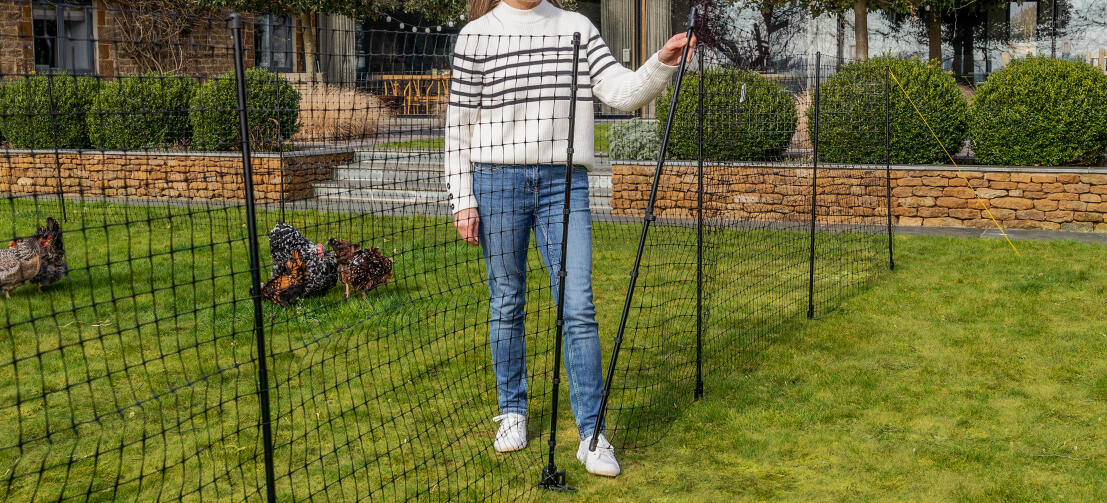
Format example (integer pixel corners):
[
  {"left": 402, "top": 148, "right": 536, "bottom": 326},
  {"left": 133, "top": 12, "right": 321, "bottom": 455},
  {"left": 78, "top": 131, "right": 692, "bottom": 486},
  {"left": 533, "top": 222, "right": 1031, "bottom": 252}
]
[
  {"left": 970, "top": 56, "right": 1107, "bottom": 166},
  {"left": 811, "top": 56, "right": 968, "bottom": 164},
  {"left": 189, "top": 68, "right": 300, "bottom": 151},
  {"left": 658, "top": 68, "right": 797, "bottom": 161},
  {"left": 0, "top": 74, "right": 99, "bottom": 149},
  {"left": 87, "top": 73, "right": 197, "bottom": 150}
]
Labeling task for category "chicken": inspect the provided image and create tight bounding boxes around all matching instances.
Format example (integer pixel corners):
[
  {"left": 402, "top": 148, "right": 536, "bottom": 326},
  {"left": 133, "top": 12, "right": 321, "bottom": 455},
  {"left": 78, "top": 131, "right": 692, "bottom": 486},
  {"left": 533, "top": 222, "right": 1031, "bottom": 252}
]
[
  {"left": 327, "top": 238, "right": 393, "bottom": 299},
  {"left": 267, "top": 222, "right": 337, "bottom": 297},
  {"left": 0, "top": 237, "right": 42, "bottom": 297},
  {"left": 29, "top": 217, "right": 67, "bottom": 292},
  {"left": 261, "top": 249, "right": 307, "bottom": 306}
]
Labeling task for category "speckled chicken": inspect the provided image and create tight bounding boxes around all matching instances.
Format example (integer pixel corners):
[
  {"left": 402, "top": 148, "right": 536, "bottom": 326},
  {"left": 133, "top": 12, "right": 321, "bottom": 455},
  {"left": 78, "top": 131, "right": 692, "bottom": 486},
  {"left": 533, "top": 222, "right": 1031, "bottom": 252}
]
[
  {"left": 267, "top": 222, "right": 337, "bottom": 297},
  {"left": 262, "top": 249, "right": 307, "bottom": 306},
  {"left": 0, "top": 237, "right": 42, "bottom": 297},
  {"left": 29, "top": 218, "right": 67, "bottom": 292},
  {"left": 327, "top": 238, "right": 393, "bottom": 299}
]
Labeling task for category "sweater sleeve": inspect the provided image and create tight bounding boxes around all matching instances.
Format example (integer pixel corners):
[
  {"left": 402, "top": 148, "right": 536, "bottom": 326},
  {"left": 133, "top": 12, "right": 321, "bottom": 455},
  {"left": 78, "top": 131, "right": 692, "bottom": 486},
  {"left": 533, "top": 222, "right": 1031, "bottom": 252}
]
[
  {"left": 444, "top": 33, "right": 481, "bottom": 215},
  {"left": 585, "top": 26, "right": 678, "bottom": 113}
]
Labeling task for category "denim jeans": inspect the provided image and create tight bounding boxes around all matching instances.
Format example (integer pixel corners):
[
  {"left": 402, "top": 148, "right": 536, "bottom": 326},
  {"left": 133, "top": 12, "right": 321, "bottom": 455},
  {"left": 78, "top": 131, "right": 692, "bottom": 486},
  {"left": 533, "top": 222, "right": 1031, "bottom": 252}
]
[{"left": 473, "top": 162, "right": 604, "bottom": 440}]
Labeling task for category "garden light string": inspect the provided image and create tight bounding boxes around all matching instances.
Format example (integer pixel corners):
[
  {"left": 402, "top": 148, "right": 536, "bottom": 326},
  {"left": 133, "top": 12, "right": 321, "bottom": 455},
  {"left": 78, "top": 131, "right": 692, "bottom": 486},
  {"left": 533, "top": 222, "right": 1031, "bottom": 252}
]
[{"left": 888, "top": 70, "right": 1021, "bottom": 256}]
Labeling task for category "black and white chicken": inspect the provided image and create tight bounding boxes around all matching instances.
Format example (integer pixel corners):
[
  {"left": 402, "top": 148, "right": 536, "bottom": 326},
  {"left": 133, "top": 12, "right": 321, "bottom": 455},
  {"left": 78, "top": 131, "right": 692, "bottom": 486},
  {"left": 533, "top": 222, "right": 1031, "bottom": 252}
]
[{"left": 267, "top": 222, "right": 337, "bottom": 297}]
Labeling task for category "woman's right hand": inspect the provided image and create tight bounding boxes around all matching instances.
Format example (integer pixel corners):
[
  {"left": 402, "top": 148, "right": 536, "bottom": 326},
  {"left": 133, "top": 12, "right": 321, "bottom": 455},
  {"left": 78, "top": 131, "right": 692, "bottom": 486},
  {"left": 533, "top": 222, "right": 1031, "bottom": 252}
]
[{"left": 453, "top": 208, "right": 480, "bottom": 246}]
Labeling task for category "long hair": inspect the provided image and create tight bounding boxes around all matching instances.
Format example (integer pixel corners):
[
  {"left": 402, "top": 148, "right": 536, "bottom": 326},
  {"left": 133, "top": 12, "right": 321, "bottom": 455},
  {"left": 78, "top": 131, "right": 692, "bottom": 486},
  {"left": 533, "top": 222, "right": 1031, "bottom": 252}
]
[{"left": 468, "top": 0, "right": 563, "bottom": 22}]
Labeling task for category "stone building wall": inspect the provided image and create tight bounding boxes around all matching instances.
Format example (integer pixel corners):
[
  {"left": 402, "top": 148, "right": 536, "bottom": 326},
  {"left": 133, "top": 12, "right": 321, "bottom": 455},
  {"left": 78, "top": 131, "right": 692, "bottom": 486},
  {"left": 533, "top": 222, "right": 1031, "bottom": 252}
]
[
  {"left": 0, "top": 149, "right": 351, "bottom": 203},
  {"left": 612, "top": 163, "right": 1107, "bottom": 232},
  {"left": 0, "top": 1, "right": 253, "bottom": 78}
]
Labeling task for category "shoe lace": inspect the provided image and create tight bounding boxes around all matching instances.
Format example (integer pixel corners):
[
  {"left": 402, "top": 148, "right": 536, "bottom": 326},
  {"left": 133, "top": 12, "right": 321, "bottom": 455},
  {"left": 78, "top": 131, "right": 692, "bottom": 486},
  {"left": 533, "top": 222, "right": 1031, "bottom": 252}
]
[
  {"left": 493, "top": 414, "right": 523, "bottom": 428},
  {"left": 587, "top": 435, "right": 614, "bottom": 455}
]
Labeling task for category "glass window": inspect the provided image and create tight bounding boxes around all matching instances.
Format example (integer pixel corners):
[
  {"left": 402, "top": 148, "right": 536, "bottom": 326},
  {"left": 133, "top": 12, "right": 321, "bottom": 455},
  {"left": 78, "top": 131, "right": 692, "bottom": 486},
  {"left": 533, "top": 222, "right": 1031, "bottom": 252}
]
[
  {"left": 32, "top": 1, "right": 95, "bottom": 73},
  {"left": 1009, "top": 1, "right": 1038, "bottom": 41},
  {"left": 254, "top": 14, "right": 295, "bottom": 72}
]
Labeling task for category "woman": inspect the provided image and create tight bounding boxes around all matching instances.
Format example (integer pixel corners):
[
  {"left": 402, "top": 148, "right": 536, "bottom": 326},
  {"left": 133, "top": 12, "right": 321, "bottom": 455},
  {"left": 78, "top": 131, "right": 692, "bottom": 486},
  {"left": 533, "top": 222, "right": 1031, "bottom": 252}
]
[{"left": 445, "top": 0, "right": 693, "bottom": 477}]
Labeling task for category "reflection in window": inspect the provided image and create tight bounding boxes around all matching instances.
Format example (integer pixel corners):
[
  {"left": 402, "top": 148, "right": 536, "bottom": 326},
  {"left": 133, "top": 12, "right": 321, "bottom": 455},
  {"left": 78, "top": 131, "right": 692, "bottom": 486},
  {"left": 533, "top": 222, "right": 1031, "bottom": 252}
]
[
  {"left": 255, "top": 14, "right": 295, "bottom": 73},
  {"left": 1009, "top": 1, "right": 1038, "bottom": 41},
  {"left": 32, "top": 1, "right": 95, "bottom": 73}
]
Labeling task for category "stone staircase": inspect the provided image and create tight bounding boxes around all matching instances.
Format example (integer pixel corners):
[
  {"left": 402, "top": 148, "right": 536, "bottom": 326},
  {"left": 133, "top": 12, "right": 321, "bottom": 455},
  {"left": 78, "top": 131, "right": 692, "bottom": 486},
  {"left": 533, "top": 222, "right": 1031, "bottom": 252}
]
[{"left": 313, "top": 151, "right": 612, "bottom": 216}]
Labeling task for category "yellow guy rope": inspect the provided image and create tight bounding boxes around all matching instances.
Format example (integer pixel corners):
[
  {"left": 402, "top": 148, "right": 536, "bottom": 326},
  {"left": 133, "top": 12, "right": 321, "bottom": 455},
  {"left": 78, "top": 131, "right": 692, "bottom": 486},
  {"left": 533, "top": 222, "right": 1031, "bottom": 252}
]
[{"left": 887, "top": 70, "right": 1021, "bottom": 256}]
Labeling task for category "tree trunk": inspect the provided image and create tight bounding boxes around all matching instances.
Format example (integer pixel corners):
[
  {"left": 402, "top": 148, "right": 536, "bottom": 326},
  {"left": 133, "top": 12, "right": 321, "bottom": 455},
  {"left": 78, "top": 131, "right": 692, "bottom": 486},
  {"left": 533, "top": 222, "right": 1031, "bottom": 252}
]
[
  {"left": 853, "top": 0, "right": 868, "bottom": 60},
  {"left": 927, "top": 7, "right": 941, "bottom": 62},
  {"left": 300, "top": 12, "right": 317, "bottom": 75}
]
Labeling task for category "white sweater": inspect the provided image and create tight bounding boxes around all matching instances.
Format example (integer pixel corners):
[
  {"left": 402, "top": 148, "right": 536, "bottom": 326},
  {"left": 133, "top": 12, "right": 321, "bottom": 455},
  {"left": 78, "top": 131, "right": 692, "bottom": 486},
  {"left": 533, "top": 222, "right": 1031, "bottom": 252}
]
[{"left": 444, "top": 0, "right": 678, "bottom": 214}]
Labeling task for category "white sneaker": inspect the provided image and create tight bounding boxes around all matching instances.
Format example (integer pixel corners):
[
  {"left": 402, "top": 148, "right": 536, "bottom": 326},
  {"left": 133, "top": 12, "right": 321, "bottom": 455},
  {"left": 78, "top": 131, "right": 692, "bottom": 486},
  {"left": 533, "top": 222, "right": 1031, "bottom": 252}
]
[
  {"left": 492, "top": 413, "right": 527, "bottom": 453},
  {"left": 577, "top": 434, "right": 620, "bottom": 477}
]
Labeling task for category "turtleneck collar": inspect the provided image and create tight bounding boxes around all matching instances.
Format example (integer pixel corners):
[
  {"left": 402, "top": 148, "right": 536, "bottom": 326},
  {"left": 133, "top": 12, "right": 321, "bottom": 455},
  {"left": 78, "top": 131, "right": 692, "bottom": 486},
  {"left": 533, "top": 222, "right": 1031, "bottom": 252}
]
[{"left": 491, "top": 0, "right": 558, "bottom": 25}]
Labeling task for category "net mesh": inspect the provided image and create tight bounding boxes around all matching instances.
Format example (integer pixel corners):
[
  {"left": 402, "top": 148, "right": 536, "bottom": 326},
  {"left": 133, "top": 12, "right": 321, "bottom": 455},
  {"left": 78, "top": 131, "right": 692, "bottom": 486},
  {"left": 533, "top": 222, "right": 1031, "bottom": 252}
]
[{"left": 0, "top": 3, "right": 892, "bottom": 501}]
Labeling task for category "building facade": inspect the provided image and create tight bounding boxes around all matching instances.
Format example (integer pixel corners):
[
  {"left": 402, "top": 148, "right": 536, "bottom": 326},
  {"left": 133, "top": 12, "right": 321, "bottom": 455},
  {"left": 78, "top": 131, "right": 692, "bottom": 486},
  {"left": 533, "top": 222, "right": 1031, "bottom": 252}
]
[{"left": 0, "top": 0, "right": 362, "bottom": 83}]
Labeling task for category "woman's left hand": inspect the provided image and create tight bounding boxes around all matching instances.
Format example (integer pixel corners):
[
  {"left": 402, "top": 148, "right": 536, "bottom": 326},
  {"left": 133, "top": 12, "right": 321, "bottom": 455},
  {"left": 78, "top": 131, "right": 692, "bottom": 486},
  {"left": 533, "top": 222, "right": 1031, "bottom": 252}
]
[{"left": 658, "top": 33, "right": 697, "bottom": 66}]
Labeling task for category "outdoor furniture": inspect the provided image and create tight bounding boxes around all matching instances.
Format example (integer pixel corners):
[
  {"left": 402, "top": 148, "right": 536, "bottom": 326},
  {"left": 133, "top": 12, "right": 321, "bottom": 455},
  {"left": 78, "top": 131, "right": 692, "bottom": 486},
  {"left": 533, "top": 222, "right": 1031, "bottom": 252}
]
[{"left": 369, "top": 73, "right": 450, "bottom": 115}]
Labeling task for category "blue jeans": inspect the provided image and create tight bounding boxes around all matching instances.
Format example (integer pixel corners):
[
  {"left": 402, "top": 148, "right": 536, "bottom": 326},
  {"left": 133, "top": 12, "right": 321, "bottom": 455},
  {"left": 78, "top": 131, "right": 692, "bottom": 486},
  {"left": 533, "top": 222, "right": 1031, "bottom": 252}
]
[{"left": 474, "top": 163, "right": 605, "bottom": 440}]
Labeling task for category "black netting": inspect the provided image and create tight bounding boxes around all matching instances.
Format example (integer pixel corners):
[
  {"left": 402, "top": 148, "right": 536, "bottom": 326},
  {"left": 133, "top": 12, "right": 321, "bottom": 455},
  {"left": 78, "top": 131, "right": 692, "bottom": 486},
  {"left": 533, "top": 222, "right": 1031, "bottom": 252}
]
[{"left": 1, "top": 2, "right": 893, "bottom": 501}]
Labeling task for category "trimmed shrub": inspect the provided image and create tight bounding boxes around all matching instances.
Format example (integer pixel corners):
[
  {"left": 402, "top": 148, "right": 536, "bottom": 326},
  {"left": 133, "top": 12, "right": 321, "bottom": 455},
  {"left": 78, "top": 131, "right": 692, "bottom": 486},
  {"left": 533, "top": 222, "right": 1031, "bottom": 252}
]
[
  {"left": 970, "top": 57, "right": 1107, "bottom": 166},
  {"left": 189, "top": 68, "right": 300, "bottom": 151},
  {"left": 87, "top": 73, "right": 197, "bottom": 150},
  {"left": 658, "top": 68, "right": 797, "bottom": 161},
  {"left": 812, "top": 56, "right": 968, "bottom": 164},
  {"left": 609, "top": 118, "right": 660, "bottom": 161},
  {"left": 0, "top": 74, "right": 99, "bottom": 149}
]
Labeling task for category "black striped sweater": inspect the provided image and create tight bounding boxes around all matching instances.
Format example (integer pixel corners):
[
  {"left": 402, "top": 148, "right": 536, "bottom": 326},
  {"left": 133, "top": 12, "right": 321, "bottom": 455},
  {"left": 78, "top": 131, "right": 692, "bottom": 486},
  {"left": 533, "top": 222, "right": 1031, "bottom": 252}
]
[{"left": 444, "top": 0, "right": 677, "bottom": 214}]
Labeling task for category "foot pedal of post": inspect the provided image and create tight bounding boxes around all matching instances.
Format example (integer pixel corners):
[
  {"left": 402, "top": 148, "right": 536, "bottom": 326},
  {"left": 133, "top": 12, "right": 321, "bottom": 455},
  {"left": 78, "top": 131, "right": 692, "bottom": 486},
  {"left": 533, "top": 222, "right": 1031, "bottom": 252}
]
[{"left": 539, "top": 466, "right": 576, "bottom": 492}]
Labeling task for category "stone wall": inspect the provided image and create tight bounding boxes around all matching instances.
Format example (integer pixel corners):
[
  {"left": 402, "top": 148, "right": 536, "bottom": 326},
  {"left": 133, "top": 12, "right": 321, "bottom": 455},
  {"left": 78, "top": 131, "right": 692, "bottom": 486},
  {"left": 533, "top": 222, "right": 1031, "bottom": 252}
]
[
  {"left": 0, "top": 149, "right": 352, "bottom": 203},
  {"left": 612, "top": 163, "right": 1107, "bottom": 232}
]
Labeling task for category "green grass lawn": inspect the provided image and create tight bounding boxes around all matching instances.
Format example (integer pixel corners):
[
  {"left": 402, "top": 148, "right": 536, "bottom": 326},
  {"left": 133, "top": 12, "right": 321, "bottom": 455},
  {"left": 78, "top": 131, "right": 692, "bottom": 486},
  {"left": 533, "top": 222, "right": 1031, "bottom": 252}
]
[
  {"left": 377, "top": 124, "right": 612, "bottom": 153},
  {"left": 5, "top": 196, "right": 1101, "bottom": 502},
  {"left": 556, "top": 235, "right": 1107, "bottom": 502}
]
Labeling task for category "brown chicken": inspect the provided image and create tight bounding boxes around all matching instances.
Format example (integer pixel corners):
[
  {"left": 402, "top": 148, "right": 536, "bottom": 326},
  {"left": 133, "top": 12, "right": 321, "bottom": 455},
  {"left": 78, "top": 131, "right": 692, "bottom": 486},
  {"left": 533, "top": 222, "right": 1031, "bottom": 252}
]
[
  {"left": 327, "top": 238, "right": 393, "bottom": 299},
  {"left": 29, "top": 217, "right": 67, "bottom": 292},
  {"left": 261, "top": 249, "right": 307, "bottom": 307},
  {"left": 0, "top": 237, "right": 42, "bottom": 298}
]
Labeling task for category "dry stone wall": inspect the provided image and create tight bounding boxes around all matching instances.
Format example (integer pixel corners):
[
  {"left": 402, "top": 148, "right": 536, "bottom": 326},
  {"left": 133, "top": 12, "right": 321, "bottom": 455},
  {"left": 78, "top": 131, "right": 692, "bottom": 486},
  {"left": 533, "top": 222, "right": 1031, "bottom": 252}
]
[
  {"left": 0, "top": 150, "right": 351, "bottom": 203},
  {"left": 612, "top": 163, "right": 1107, "bottom": 233}
]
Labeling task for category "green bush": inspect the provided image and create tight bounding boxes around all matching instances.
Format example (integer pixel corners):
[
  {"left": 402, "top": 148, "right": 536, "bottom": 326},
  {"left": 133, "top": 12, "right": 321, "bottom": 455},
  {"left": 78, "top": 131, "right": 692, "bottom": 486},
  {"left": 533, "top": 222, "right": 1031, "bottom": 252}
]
[
  {"left": 658, "top": 68, "right": 797, "bottom": 161},
  {"left": 970, "top": 57, "right": 1107, "bottom": 166},
  {"left": 0, "top": 74, "right": 99, "bottom": 149},
  {"left": 608, "top": 118, "right": 660, "bottom": 160},
  {"left": 812, "top": 56, "right": 968, "bottom": 164},
  {"left": 189, "top": 68, "right": 300, "bottom": 151},
  {"left": 87, "top": 73, "right": 197, "bottom": 150}
]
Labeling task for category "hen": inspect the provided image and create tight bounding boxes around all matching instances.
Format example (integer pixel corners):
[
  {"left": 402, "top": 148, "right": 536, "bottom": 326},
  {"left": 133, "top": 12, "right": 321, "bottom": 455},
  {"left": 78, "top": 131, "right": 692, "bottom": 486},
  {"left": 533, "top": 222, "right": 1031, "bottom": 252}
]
[
  {"left": 267, "top": 222, "right": 337, "bottom": 297},
  {"left": 0, "top": 237, "right": 42, "bottom": 297},
  {"left": 29, "top": 217, "right": 67, "bottom": 292},
  {"left": 327, "top": 238, "right": 393, "bottom": 299},
  {"left": 262, "top": 249, "right": 307, "bottom": 306}
]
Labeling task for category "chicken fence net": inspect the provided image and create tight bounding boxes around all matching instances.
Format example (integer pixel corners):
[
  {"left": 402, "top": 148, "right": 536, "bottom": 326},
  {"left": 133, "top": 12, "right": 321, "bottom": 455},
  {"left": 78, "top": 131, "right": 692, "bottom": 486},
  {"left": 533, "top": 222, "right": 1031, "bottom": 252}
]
[{"left": 0, "top": 3, "right": 892, "bottom": 501}]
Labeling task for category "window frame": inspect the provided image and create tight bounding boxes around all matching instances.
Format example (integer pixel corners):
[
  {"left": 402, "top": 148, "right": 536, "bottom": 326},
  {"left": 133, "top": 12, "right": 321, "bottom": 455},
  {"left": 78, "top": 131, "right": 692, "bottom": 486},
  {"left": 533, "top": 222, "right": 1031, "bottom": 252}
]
[
  {"left": 254, "top": 13, "right": 296, "bottom": 73},
  {"left": 32, "top": 0, "right": 96, "bottom": 74}
]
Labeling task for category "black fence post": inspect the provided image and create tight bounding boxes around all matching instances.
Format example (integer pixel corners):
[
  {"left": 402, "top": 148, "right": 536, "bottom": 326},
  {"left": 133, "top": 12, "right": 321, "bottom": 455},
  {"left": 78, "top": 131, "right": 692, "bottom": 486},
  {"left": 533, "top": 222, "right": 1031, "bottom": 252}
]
[
  {"left": 807, "top": 53, "right": 821, "bottom": 320},
  {"left": 589, "top": 5, "right": 700, "bottom": 452},
  {"left": 229, "top": 14, "right": 278, "bottom": 503},
  {"left": 885, "top": 66, "right": 895, "bottom": 271},
  {"left": 539, "top": 31, "right": 582, "bottom": 493},
  {"left": 694, "top": 44, "right": 704, "bottom": 401}
]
